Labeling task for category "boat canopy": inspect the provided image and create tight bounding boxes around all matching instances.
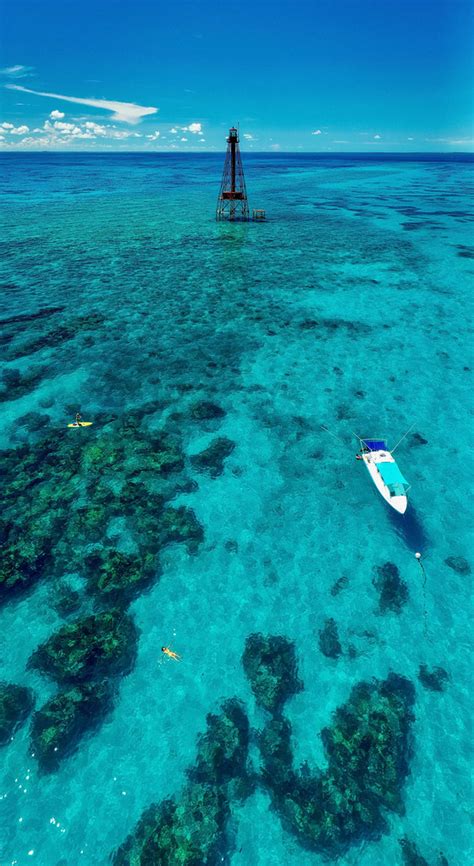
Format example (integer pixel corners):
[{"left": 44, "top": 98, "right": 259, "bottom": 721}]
[
  {"left": 362, "top": 439, "right": 387, "bottom": 452},
  {"left": 377, "top": 461, "right": 410, "bottom": 496}
]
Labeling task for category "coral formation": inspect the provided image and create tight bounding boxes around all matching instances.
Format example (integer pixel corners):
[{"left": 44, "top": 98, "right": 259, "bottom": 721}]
[
  {"left": 373, "top": 562, "right": 409, "bottom": 614},
  {"left": 410, "top": 432, "right": 429, "bottom": 446},
  {"left": 0, "top": 364, "right": 51, "bottom": 402},
  {"left": 242, "top": 634, "right": 302, "bottom": 714},
  {"left": 51, "top": 581, "right": 82, "bottom": 616},
  {"left": 30, "top": 681, "right": 114, "bottom": 773},
  {"left": 190, "top": 401, "right": 226, "bottom": 421},
  {"left": 84, "top": 549, "right": 155, "bottom": 604},
  {"left": 418, "top": 664, "right": 449, "bottom": 692},
  {"left": 189, "top": 698, "right": 251, "bottom": 795},
  {"left": 0, "top": 412, "right": 204, "bottom": 607},
  {"left": 4, "top": 312, "right": 105, "bottom": 362},
  {"left": 330, "top": 575, "right": 349, "bottom": 596},
  {"left": 400, "top": 837, "right": 430, "bottom": 866},
  {"left": 114, "top": 699, "right": 250, "bottom": 866},
  {"left": 318, "top": 617, "right": 342, "bottom": 658},
  {"left": 1, "top": 534, "right": 52, "bottom": 600},
  {"left": 259, "top": 671, "right": 415, "bottom": 855},
  {"left": 190, "top": 437, "right": 235, "bottom": 478},
  {"left": 444, "top": 555, "right": 471, "bottom": 575},
  {"left": 29, "top": 610, "right": 138, "bottom": 683},
  {"left": 0, "top": 682, "right": 35, "bottom": 746}
]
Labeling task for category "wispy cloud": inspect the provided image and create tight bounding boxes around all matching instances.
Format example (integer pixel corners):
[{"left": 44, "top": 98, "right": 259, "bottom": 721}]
[
  {"left": 5, "top": 85, "right": 157, "bottom": 124},
  {"left": 312, "top": 129, "right": 322, "bottom": 135},
  {"left": 0, "top": 65, "right": 35, "bottom": 79},
  {"left": 429, "top": 136, "right": 474, "bottom": 147}
]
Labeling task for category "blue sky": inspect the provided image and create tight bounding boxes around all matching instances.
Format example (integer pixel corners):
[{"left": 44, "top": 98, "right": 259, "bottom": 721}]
[{"left": 0, "top": 0, "right": 472, "bottom": 151}]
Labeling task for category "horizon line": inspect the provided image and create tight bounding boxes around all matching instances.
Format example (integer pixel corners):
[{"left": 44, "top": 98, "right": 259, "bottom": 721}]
[{"left": 0, "top": 149, "right": 473, "bottom": 155}]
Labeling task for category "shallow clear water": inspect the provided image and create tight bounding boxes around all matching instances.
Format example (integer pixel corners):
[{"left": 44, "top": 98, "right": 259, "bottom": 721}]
[{"left": 0, "top": 152, "right": 473, "bottom": 866}]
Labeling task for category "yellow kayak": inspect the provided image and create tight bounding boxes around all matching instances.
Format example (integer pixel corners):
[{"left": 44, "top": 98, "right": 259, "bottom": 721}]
[{"left": 67, "top": 422, "right": 93, "bottom": 428}]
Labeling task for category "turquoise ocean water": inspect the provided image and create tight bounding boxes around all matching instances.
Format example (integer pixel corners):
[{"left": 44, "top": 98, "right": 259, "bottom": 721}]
[{"left": 0, "top": 152, "right": 473, "bottom": 865}]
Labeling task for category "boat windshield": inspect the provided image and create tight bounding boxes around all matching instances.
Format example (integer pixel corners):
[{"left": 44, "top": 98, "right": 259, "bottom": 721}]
[
  {"left": 377, "top": 461, "right": 410, "bottom": 496},
  {"left": 362, "top": 439, "right": 387, "bottom": 452}
]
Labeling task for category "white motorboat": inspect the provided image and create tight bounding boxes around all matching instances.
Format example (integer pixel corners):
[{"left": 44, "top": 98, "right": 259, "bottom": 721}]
[{"left": 356, "top": 438, "right": 410, "bottom": 514}]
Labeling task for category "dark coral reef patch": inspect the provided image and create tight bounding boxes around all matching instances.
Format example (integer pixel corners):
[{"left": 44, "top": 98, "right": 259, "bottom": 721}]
[
  {"left": 444, "top": 555, "right": 470, "bottom": 575},
  {"left": 318, "top": 617, "right": 342, "bottom": 658},
  {"left": 258, "top": 670, "right": 415, "bottom": 856},
  {"left": 418, "top": 664, "right": 449, "bottom": 692},
  {"left": 190, "top": 437, "right": 235, "bottom": 478},
  {"left": 29, "top": 609, "right": 138, "bottom": 684},
  {"left": 0, "top": 410, "right": 204, "bottom": 608},
  {"left": 30, "top": 681, "right": 114, "bottom": 773},
  {"left": 112, "top": 635, "right": 416, "bottom": 863},
  {"left": 190, "top": 400, "right": 226, "bottom": 421},
  {"left": 399, "top": 836, "right": 430, "bottom": 866},
  {"left": 84, "top": 550, "right": 156, "bottom": 604},
  {"left": 242, "top": 633, "right": 302, "bottom": 714},
  {"left": 113, "top": 699, "right": 251, "bottom": 866},
  {"left": 0, "top": 682, "right": 35, "bottom": 746},
  {"left": 373, "top": 561, "right": 409, "bottom": 614},
  {"left": 28, "top": 609, "right": 139, "bottom": 773}
]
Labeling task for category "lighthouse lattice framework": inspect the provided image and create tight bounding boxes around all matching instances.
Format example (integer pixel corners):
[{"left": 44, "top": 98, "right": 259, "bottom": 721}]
[{"left": 216, "top": 127, "right": 249, "bottom": 221}]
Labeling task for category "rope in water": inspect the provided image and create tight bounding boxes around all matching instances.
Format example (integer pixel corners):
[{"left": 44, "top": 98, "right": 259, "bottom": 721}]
[{"left": 415, "top": 552, "right": 430, "bottom": 641}]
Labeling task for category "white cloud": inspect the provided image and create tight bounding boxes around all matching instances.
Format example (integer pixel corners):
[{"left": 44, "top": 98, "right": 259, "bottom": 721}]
[
  {"left": 108, "top": 130, "right": 142, "bottom": 139},
  {"left": 19, "top": 136, "right": 50, "bottom": 147},
  {"left": 373, "top": 134, "right": 381, "bottom": 140},
  {"left": 243, "top": 133, "right": 254, "bottom": 140},
  {"left": 1, "top": 122, "right": 14, "bottom": 129},
  {"left": 0, "top": 65, "right": 34, "bottom": 78},
  {"left": 50, "top": 110, "right": 65, "bottom": 119},
  {"left": 146, "top": 131, "right": 161, "bottom": 141},
  {"left": 269, "top": 143, "right": 281, "bottom": 151},
  {"left": 312, "top": 129, "right": 322, "bottom": 135},
  {"left": 83, "top": 121, "right": 107, "bottom": 136},
  {"left": 10, "top": 125, "right": 30, "bottom": 135},
  {"left": 180, "top": 137, "right": 188, "bottom": 141},
  {"left": 407, "top": 137, "right": 414, "bottom": 141},
  {"left": 6, "top": 85, "right": 158, "bottom": 123},
  {"left": 172, "top": 122, "right": 202, "bottom": 135},
  {"left": 53, "top": 121, "right": 82, "bottom": 134},
  {"left": 199, "top": 138, "right": 205, "bottom": 142}
]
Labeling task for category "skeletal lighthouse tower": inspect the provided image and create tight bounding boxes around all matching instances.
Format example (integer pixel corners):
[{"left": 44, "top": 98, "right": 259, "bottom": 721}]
[{"left": 216, "top": 127, "right": 249, "bottom": 221}]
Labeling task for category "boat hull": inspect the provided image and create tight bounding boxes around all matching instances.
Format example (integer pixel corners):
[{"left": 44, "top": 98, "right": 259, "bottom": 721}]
[{"left": 361, "top": 450, "right": 408, "bottom": 514}]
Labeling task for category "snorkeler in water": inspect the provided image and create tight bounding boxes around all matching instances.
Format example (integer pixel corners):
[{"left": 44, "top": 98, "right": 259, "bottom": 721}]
[{"left": 161, "top": 646, "right": 181, "bottom": 661}]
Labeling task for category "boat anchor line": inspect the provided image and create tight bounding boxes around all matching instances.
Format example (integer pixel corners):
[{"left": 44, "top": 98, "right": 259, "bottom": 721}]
[{"left": 415, "top": 552, "right": 431, "bottom": 641}]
